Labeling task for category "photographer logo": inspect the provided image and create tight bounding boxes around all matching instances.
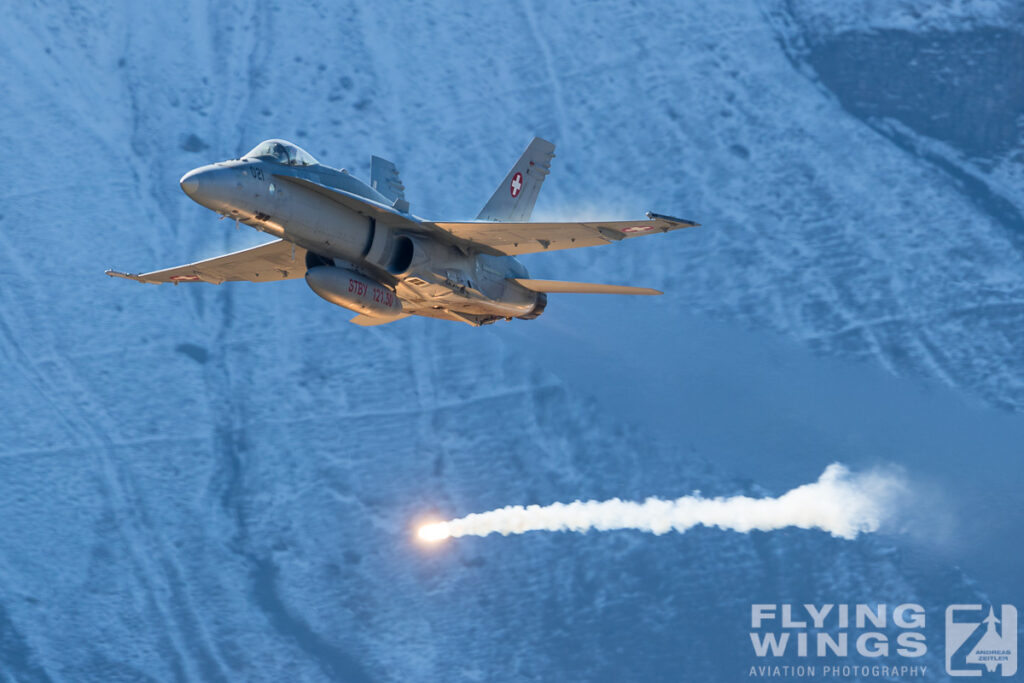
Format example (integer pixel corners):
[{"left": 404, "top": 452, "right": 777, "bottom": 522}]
[{"left": 946, "top": 605, "right": 1017, "bottom": 677}]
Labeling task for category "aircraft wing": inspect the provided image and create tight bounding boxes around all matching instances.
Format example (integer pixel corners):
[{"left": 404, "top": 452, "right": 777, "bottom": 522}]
[
  {"left": 106, "top": 239, "right": 306, "bottom": 284},
  {"left": 429, "top": 212, "right": 698, "bottom": 256}
]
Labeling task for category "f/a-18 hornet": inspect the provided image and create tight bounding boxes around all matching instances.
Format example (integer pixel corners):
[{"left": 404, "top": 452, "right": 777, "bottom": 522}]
[{"left": 107, "top": 138, "right": 699, "bottom": 326}]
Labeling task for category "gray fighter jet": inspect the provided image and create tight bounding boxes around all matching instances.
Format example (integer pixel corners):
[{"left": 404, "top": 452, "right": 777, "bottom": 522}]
[{"left": 107, "top": 138, "right": 698, "bottom": 326}]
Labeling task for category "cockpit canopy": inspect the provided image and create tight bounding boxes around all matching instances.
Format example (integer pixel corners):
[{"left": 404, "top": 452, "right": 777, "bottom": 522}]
[{"left": 244, "top": 139, "right": 319, "bottom": 166}]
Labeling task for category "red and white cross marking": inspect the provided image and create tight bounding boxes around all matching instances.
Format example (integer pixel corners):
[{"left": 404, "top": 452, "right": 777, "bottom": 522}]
[
  {"left": 622, "top": 225, "right": 655, "bottom": 234},
  {"left": 510, "top": 172, "right": 523, "bottom": 198}
]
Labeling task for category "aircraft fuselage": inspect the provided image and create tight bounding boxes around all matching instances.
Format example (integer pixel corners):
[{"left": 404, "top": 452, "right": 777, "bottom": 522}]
[
  {"left": 108, "top": 137, "right": 694, "bottom": 325},
  {"left": 179, "top": 157, "right": 541, "bottom": 325}
]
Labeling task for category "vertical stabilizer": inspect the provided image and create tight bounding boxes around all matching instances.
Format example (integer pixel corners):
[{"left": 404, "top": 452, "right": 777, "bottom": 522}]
[
  {"left": 476, "top": 137, "right": 555, "bottom": 222},
  {"left": 370, "top": 155, "right": 410, "bottom": 212}
]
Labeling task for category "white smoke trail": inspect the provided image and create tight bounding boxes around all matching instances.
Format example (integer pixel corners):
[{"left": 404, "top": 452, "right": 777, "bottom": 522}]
[{"left": 418, "top": 464, "right": 905, "bottom": 542}]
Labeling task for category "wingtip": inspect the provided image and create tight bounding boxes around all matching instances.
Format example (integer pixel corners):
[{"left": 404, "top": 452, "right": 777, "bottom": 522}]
[
  {"left": 105, "top": 269, "right": 154, "bottom": 284},
  {"left": 646, "top": 211, "right": 700, "bottom": 227}
]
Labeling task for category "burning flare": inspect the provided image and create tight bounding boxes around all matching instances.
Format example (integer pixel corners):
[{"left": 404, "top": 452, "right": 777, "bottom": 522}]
[
  {"left": 418, "top": 521, "right": 452, "bottom": 543},
  {"left": 416, "top": 463, "right": 903, "bottom": 542}
]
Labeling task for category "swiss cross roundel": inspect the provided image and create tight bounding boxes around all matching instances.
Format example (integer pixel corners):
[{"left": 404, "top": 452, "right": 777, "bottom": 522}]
[{"left": 510, "top": 172, "right": 523, "bottom": 198}]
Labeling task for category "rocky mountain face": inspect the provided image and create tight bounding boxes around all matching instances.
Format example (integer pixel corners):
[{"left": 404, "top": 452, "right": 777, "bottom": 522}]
[{"left": 0, "top": 1, "right": 1020, "bottom": 680}]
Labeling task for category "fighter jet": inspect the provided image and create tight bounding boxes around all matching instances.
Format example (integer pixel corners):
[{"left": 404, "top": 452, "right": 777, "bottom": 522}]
[{"left": 107, "top": 138, "right": 698, "bottom": 326}]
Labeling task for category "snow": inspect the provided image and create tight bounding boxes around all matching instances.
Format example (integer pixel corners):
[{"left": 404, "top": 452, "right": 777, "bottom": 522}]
[{"left": 0, "top": 1, "right": 1021, "bottom": 680}]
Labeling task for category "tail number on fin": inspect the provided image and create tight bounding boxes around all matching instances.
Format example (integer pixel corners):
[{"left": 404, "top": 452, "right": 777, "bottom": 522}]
[{"left": 510, "top": 172, "right": 523, "bottom": 198}]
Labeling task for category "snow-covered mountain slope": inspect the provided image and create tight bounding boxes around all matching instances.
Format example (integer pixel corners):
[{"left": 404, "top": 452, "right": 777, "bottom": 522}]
[{"left": 0, "top": 1, "right": 1021, "bottom": 680}]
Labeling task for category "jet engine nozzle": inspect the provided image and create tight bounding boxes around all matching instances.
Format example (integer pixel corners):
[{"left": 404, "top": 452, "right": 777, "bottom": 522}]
[
  {"left": 518, "top": 292, "right": 547, "bottom": 320},
  {"left": 305, "top": 265, "right": 403, "bottom": 319}
]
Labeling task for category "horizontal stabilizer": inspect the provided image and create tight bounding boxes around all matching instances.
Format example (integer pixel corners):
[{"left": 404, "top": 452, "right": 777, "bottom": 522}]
[
  {"left": 510, "top": 278, "right": 662, "bottom": 295},
  {"left": 349, "top": 313, "right": 410, "bottom": 326}
]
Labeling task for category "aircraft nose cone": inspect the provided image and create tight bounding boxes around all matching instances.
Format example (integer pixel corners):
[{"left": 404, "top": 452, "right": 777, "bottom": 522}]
[{"left": 179, "top": 170, "right": 200, "bottom": 197}]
